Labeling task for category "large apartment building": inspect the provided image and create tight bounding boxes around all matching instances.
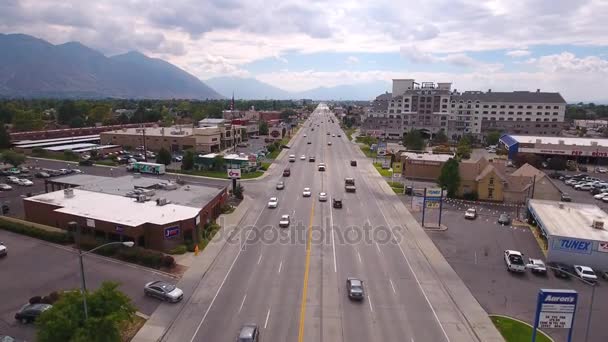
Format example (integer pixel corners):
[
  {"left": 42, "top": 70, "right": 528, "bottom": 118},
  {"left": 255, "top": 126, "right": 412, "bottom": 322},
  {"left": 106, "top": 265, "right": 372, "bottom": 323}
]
[{"left": 362, "top": 79, "right": 567, "bottom": 140}]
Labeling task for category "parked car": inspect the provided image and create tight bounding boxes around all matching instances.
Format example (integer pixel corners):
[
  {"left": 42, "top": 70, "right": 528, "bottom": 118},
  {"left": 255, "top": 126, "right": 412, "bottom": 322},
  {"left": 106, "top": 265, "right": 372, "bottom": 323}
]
[
  {"left": 18, "top": 179, "right": 33, "bottom": 186},
  {"left": 0, "top": 242, "right": 6, "bottom": 257},
  {"left": 346, "top": 277, "right": 364, "bottom": 300},
  {"left": 560, "top": 193, "right": 572, "bottom": 202},
  {"left": 464, "top": 208, "right": 477, "bottom": 220},
  {"left": 0, "top": 183, "right": 12, "bottom": 191},
  {"left": 550, "top": 262, "right": 572, "bottom": 279},
  {"left": 573, "top": 265, "right": 598, "bottom": 283},
  {"left": 144, "top": 281, "right": 184, "bottom": 302},
  {"left": 15, "top": 303, "right": 52, "bottom": 323},
  {"left": 279, "top": 215, "right": 290, "bottom": 228},
  {"left": 237, "top": 324, "right": 259, "bottom": 342},
  {"left": 267, "top": 197, "right": 278, "bottom": 208},
  {"left": 35, "top": 172, "right": 51, "bottom": 178},
  {"left": 498, "top": 214, "right": 511, "bottom": 225},
  {"left": 276, "top": 181, "right": 285, "bottom": 190},
  {"left": 504, "top": 250, "right": 526, "bottom": 272},
  {"left": 7, "top": 176, "right": 20, "bottom": 184},
  {"left": 332, "top": 198, "right": 343, "bottom": 208},
  {"left": 527, "top": 258, "right": 547, "bottom": 274}
]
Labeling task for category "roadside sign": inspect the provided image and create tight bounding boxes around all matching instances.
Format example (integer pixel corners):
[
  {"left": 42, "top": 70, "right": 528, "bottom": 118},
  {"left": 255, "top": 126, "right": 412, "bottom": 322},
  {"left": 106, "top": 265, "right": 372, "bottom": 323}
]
[
  {"left": 381, "top": 157, "right": 391, "bottom": 169},
  {"left": 425, "top": 188, "right": 442, "bottom": 198},
  {"left": 392, "top": 162, "right": 403, "bottom": 174},
  {"left": 227, "top": 168, "right": 241, "bottom": 179},
  {"left": 533, "top": 289, "right": 578, "bottom": 342},
  {"left": 377, "top": 142, "right": 387, "bottom": 156},
  {"left": 164, "top": 226, "right": 180, "bottom": 239},
  {"left": 248, "top": 154, "right": 257, "bottom": 167}
]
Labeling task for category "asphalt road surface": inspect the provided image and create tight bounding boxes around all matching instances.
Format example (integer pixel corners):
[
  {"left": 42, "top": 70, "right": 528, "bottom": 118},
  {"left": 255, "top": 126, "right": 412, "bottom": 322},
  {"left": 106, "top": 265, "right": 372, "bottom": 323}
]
[{"left": 159, "top": 105, "right": 489, "bottom": 342}]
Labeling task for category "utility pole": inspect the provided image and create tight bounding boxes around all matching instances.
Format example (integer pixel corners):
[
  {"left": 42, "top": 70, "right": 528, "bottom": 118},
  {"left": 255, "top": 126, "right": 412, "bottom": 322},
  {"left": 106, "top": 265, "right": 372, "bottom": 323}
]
[{"left": 142, "top": 125, "right": 148, "bottom": 162}]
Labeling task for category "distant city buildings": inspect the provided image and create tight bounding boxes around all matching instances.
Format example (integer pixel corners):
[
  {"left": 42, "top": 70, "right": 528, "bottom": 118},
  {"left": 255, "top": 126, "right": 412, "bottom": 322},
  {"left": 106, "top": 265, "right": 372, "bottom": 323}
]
[{"left": 362, "top": 79, "right": 567, "bottom": 140}]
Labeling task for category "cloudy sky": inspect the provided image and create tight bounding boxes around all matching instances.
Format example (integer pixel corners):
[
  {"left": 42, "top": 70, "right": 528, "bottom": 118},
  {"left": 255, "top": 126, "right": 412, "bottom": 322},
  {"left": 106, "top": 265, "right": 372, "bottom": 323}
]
[{"left": 2, "top": 0, "right": 608, "bottom": 102}]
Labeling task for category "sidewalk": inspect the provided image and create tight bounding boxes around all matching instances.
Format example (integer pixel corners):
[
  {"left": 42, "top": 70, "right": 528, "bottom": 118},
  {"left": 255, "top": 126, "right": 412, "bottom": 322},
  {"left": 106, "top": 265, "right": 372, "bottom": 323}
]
[{"left": 131, "top": 195, "right": 253, "bottom": 342}]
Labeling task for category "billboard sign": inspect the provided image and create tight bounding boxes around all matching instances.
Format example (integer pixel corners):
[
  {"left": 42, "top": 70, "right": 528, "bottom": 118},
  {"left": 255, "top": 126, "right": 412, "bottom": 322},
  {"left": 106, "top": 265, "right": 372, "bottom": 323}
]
[
  {"left": 164, "top": 226, "right": 180, "bottom": 239},
  {"left": 115, "top": 225, "right": 124, "bottom": 233},
  {"left": 377, "top": 142, "right": 387, "bottom": 156},
  {"left": 392, "top": 162, "right": 403, "bottom": 174},
  {"left": 533, "top": 289, "right": 578, "bottom": 340},
  {"left": 599, "top": 241, "right": 608, "bottom": 253},
  {"left": 248, "top": 154, "right": 257, "bottom": 167},
  {"left": 227, "top": 168, "right": 242, "bottom": 179},
  {"left": 425, "top": 188, "right": 443, "bottom": 198},
  {"left": 381, "top": 157, "right": 391, "bottom": 169},
  {"left": 551, "top": 237, "right": 593, "bottom": 254}
]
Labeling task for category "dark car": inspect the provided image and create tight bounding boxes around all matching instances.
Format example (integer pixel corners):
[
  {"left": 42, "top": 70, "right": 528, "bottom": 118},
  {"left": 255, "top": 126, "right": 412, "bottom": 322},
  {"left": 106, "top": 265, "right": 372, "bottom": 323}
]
[
  {"left": 551, "top": 262, "right": 572, "bottom": 279},
  {"left": 35, "top": 172, "right": 51, "bottom": 178},
  {"left": 560, "top": 193, "right": 572, "bottom": 202},
  {"left": 283, "top": 168, "right": 291, "bottom": 177},
  {"left": 579, "top": 166, "right": 588, "bottom": 172},
  {"left": 498, "top": 214, "right": 511, "bottom": 225},
  {"left": 15, "top": 303, "right": 52, "bottom": 323},
  {"left": 309, "top": 156, "right": 316, "bottom": 162},
  {"left": 237, "top": 324, "right": 259, "bottom": 342},
  {"left": 144, "top": 281, "right": 184, "bottom": 302},
  {"left": 307, "top": 141, "right": 312, "bottom": 144},
  {"left": 350, "top": 160, "right": 357, "bottom": 167},
  {"left": 79, "top": 159, "right": 93, "bottom": 166},
  {"left": 549, "top": 172, "right": 563, "bottom": 179},
  {"left": 333, "top": 198, "right": 343, "bottom": 209},
  {"left": 346, "top": 277, "right": 364, "bottom": 300}
]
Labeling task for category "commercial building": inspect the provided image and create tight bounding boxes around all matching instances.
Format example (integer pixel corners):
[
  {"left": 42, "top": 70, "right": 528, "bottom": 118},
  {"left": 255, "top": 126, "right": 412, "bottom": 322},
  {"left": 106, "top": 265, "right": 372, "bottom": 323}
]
[
  {"left": 362, "top": 79, "right": 567, "bottom": 140},
  {"left": 500, "top": 134, "right": 608, "bottom": 162},
  {"left": 399, "top": 152, "right": 453, "bottom": 180},
  {"left": 26, "top": 174, "right": 227, "bottom": 252},
  {"left": 528, "top": 199, "right": 608, "bottom": 270}
]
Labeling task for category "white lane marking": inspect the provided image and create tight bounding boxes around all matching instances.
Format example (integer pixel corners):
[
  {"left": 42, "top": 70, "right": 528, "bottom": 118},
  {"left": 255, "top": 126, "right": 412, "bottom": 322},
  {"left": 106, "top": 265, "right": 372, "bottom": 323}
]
[
  {"left": 357, "top": 251, "right": 362, "bottom": 263},
  {"left": 367, "top": 293, "right": 374, "bottom": 312},
  {"left": 278, "top": 260, "right": 283, "bottom": 273},
  {"left": 189, "top": 204, "right": 265, "bottom": 342},
  {"left": 375, "top": 241, "right": 382, "bottom": 256},
  {"left": 329, "top": 196, "right": 337, "bottom": 273},
  {"left": 257, "top": 253, "right": 263, "bottom": 265},
  {"left": 264, "top": 307, "right": 271, "bottom": 329},
  {"left": 238, "top": 294, "right": 247, "bottom": 313},
  {"left": 389, "top": 278, "right": 396, "bottom": 294},
  {"left": 474, "top": 251, "right": 478, "bottom": 265},
  {"left": 363, "top": 171, "right": 451, "bottom": 342}
]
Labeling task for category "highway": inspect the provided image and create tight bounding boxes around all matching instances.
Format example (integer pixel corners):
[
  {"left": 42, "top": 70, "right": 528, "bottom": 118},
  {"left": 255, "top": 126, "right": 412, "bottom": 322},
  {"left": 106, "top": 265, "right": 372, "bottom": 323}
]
[{"left": 160, "top": 104, "right": 496, "bottom": 342}]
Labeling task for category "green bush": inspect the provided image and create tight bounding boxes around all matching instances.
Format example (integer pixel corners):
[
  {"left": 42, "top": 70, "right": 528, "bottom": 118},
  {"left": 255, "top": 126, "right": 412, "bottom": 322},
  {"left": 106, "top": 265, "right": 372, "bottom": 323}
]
[
  {"left": 461, "top": 192, "right": 479, "bottom": 201},
  {"left": 168, "top": 245, "right": 188, "bottom": 255},
  {"left": 32, "top": 147, "right": 48, "bottom": 157},
  {"left": 0, "top": 219, "right": 73, "bottom": 244},
  {"left": 161, "top": 255, "right": 175, "bottom": 268},
  {"left": 137, "top": 249, "right": 162, "bottom": 268}
]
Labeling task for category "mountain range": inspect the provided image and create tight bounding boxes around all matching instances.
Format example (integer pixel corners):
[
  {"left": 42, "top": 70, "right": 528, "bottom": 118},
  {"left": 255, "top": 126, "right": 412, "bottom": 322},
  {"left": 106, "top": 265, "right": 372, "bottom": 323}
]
[
  {"left": 0, "top": 33, "right": 222, "bottom": 99},
  {"left": 206, "top": 77, "right": 390, "bottom": 100}
]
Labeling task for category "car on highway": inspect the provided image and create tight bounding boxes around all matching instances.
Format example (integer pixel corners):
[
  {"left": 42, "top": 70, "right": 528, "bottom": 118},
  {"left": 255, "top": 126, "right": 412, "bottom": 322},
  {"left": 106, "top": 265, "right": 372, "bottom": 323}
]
[
  {"left": 144, "top": 280, "right": 184, "bottom": 302},
  {"left": 0, "top": 242, "right": 6, "bottom": 257},
  {"left": 346, "top": 277, "right": 364, "bottom": 300},
  {"left": 0, "top": 183, "right": 12, "bottom": 191},
  {"left": 338, "top": 134, "right": 341, "bottom": 137},
  {"left": 309, "top": 156, "right": 315, "bottom": 162},
  {"left": 327, "top": 141, "right": 332, "bottom": 146},
  {"left": 307, "top": 141, "right": 312, "bottom": 144},
  {"left": 303, "top": 134, "right": 307, "bottom": 137},
  {"left": 498, "top": 214, "right": 511, "bottom": 225},
  {"left": 303, "top": 188, "right": 311, "bottom": 197},
  {"left": 14, "top": 303, "right": 52, "bottom": 323},
  {"left": 237, "top": 324, "right": 259, "bottom": 342},
  {"left": 18, "top": 179, "right": 33, "bottom": 186},
  {"left": 283, "top": 168, "right": 290, "bottom": 177},
  {"left": 550, "top": 262, "right": 571, "bottom": 279},
  {"left": 504, "top": 250, "right": 526, "bottom": 273},
  {"left": 288, "top": 155, "right": 296, "bottom": 162},
  {"left": 527, "top": 258, "right": 547, "bottom": 274},
  {"left": 267, "top": 197, "right": 278, "bottom": 208},
  {"left": 318, "top": 163, "right": 326, "bottom": 171},
  {"left": 276, "top": 181, "right": 285, "bottom": 190},
  {"left": 464, "top": 208, "right": 477, "bottom": 220},
  {"left": 350, "top": 160, "right": 357, "bottom": 167},
  {"left": 300, "top": 154, "right": 306, "bottom": 160},
  {"left": 319, "top": 192, "right": 327, "bottom": 202},
  {"left": 79, "top": 159, "right": 94, "bottom": 166},
  {"left": 326, "top": 132, "right": 330, "bottom": 135},
  {"left": 332, "top": 134, "right": 336, "bottom": 137},
  {"left": 333, "top": 198, "right": 342, "bottom": 208},
  {"left": 279, "top": 215, "right": 290, "bottom": 228},
  {"left": 574, "top": 265, "right": 598, "bottom": 283}
]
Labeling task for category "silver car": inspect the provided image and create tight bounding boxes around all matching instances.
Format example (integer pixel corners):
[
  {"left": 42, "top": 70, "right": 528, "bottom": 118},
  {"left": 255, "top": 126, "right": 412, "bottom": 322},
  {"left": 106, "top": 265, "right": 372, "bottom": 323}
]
[{"left": 144, "top": 281, "right": 183, "bottom": 302}]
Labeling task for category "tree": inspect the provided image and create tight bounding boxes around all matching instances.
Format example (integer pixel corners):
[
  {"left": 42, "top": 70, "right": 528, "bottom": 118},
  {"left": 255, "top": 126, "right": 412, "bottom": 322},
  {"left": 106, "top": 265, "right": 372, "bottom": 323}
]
[
  {"left": 431, "top": 130, "right": 448, "bottom": 145},
  {"left": 233, "top": 183, "right": 244, "bottom": 199},
  {"left": 485, "top": 131, "right": 501, "bottom": 146},
  {"left": 403, "top": 129, "right": 426, "bottom": 151},
  {"left": 69, "top": 116, "right": 85, "bottom": 128},
  {"left": 36, "top": 282, "right": 135, "bottom": 342},
  {"left": 89, "top": 105, "right": 112, "bottom": 123},
  {"left": 213, "top": 155, "right": 225, "bottom": 171},
  {"left": 456, "top": 135, "right": 472, "bottom": 160},
  {"left": 514, "top": 153, "right": 543, "bottom": 169},
  {"left": 12, "top": 109, "right": 44, "bottom": 131},
  {"left": 280, "top": 109, "right": 296, "bottom": 122},
  {"left": 57, "top": 100, "right": 81, "bottom": 125},
  {"left": 259, "top": 121, "right": 269, "bottom": 135},
  {"left": 181, "top": 150, "right": 195, "bottom": 170},
  {"left": 2, "top": 150, "right": 26, "bottom": 167},
  {"left": 547, "top": 157, "right": 567, "bottom": 170},
  {"left": 156, "top": 148, "right": 172, "bottom": 165},
  {"left": 438, "top": 158, "right": 460, "bottom": 198},
  {"left": 0, "top": 124, "right": 11, "bottom": 148}
]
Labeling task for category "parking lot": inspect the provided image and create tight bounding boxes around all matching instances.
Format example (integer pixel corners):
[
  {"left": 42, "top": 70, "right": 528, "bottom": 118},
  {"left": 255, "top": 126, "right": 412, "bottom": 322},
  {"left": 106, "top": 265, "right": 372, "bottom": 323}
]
[
  {"left": 404, "top": 196, "right": 608, "bottom": 342},
  {"left": 0, "top": 230, "right": 176, "bottom": 341}
]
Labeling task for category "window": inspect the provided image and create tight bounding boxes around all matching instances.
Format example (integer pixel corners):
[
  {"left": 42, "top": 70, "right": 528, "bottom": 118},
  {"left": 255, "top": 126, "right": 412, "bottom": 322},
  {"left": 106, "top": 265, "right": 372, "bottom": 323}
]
[
  {"left": 489, "top": 177, "right": 494, "bottom": 186},
  {"left": 500, "top": 105, "right": 505, "bottom": 108},
  {"left": 527, "top": 105, "right": 532, "bottom": 109},
  {"left": 537, "top": 105, "right": 543, "bottom": 109},
  {"left": 483, "top": 105, "right": 489, "bottom": 108},
  {"left": 508, "top": 105, "right": 514, "bottom": 109},
  {"left": 488, "top": 188, "right": 494, "bottom": 199},
  {"left": 491, "top": 105, "right": 497, "bottom": 108},
  {"left": 554, "top": 105, "right": 559, "bottom": 109},
  {"left": 545, "top": 106, "right": 551, "bottom": 109},
  {"left": 518, "top": 105, "right": 523, "bottom": 109},
  {"left": 552, "top": 118, "right": 558, "bottom": 122},
  {"left": 525, "top": 118, "right": 531, "bottom": 121},
  {"left": 553, "top": 112, "right": 558, "bottom": 115}
]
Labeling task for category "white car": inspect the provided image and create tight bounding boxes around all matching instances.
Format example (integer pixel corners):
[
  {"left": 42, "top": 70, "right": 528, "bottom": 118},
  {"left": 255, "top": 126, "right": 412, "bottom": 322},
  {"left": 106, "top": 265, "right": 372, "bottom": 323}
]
[
  {"left": 279, "top": 215, "right": 290, "bottom": 228},
  {"left": 576, "top": 184, "right": 593, "bottom": 191},
  {"left": 464, "top": 208, "right": 477, "bottom": 219},
  {"left": 597, "top": 167, "right": 607, "bottom": 173},
  {"left": 574, "top": 265, "right": 598, "bottom": 282},
  {"left": 289, "top": 155, "right": 296, "bottom": 162},
  {"left": 267, "top": 197, "right": 278, "bottom": 208},
  {"left": 527, "top": 258, "right": 547, "bottom": 274},
  {"left": 18, "top": 179, "right": 33, "bottom": 186},
  {"left": 319, "top": 192, "right": 328, "bottom": 202},
  {"left": 300, "top": 155, "right": 306, "bottom": 160},
  {"left": 0, "top": 242, "right": 6, "bottom": 257},
  {"left": 327, "top": 141, "right": 332, "bottom": 146},
  {"left": 504, "top": 250, "right": 526, "bottom": 273},
  {"left": 318, "top": 163, "right": 326, "bottom": 171},
  {"left": 303, "top": 188, "right": 311, "bottom": 197},
  {"left": 0, "top": 183, "right": 12, "bottom": 191},
  {"left": 594, "top": 193, "right": 608, "bottom": 200},
  {"left": 7, "top": 176, "right": 20, "bottom": 184},
  {"left": 304, "top": 134, "right": 307, "bottom": 137},
  {"left": 72, "top": 169, "right": 83, "bottom": 174}
]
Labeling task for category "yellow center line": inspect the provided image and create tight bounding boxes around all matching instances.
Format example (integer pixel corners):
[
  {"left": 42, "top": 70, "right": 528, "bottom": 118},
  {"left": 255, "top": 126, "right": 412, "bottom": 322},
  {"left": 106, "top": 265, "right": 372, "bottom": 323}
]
[{"left": 298, "top": 200, "right": 315, "bottom": 342}]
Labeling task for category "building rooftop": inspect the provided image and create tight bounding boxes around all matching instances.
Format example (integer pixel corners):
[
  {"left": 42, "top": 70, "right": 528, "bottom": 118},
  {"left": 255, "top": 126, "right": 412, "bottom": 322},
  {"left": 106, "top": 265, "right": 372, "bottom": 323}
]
[
  {"left": 453, "top": 91, "right": 566, "bottom": 104},
  {"left": 507, "top": 135, "right": 608, "bottom": 147},
  {"left": 14, "top": 134, "right": 101, "bottom": 146},
  {"left": 529, "top": 199, "right": 608, "bottom": 241},
  {"left": 25, "top": 188, "right": 201, "bottom": 227},
  {"left": 49, "top": 175, "right": 226, "bottom": 209},
  {"left": 401, "top": 152, "right": 454, "bottom": 162},
  {"left": 103, "top": 126, "right": 193, "bottom": 137}
]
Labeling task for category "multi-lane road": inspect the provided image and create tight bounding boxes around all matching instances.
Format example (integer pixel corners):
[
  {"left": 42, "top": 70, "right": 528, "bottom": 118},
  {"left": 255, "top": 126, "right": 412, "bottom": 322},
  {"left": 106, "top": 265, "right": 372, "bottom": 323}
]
[{"left": 158, "top": 104, "right": 500, "bottom": 342}]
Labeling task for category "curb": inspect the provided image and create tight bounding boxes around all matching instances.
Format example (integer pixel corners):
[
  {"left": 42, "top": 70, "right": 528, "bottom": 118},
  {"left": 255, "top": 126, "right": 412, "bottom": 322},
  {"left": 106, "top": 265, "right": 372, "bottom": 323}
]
[
  {"left": 136, "top": 311, "right": 151, "bottom": 320},
  {"left": 489, "top": 314, "right": 554, "bottom": 342}
]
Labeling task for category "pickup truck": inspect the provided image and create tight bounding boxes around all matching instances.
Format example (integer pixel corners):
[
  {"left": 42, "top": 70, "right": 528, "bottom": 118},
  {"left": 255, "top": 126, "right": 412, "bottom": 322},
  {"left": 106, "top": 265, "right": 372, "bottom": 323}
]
[{"left": 345, "top": 178, "right": 356, "bottom": 192}]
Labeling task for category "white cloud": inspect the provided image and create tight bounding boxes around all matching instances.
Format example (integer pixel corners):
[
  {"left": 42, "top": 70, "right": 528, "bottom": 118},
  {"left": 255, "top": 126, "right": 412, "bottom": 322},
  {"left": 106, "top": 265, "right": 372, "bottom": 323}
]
[
  {"left": 506, "top": 49, "right": 531, "bottom": 57},
  {"left": 535, "top": 52, "right": 608, "bottom": 73},
  {"left": 400, "top": 46, "right": 495, "bottom": 69}
]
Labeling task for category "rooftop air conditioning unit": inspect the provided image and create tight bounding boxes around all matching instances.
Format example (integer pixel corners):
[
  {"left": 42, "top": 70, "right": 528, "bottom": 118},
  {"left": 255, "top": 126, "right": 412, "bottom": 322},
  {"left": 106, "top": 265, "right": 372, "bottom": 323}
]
[
  {"left": 592, "top": 219, "right": 604, "bottom": 230},
  {"left": 136, "top": 195, "right": 147, "bottom": 203},
  {"left": 64, "top": 188, "right": 74, "bottom": 198},
  {"left": 156, "top": 198, "right": 168, "bottom": 206}
]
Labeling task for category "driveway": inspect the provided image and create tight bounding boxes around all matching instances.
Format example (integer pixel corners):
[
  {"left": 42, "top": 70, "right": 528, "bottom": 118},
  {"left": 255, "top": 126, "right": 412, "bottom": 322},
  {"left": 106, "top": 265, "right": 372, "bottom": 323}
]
[{"left": 0, "top": 230, "right": 176, "bottom": 341}]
